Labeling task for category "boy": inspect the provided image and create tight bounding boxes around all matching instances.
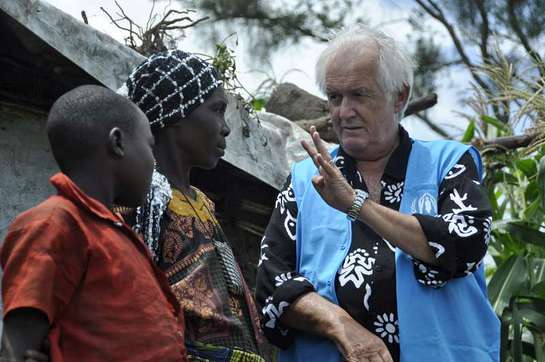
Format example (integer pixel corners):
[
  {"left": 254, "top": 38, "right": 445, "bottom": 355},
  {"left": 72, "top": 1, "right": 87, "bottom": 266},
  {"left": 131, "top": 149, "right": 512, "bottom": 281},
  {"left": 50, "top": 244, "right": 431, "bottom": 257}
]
[{"left": 1, "top": 85, "right": 187, "bottom": 362}]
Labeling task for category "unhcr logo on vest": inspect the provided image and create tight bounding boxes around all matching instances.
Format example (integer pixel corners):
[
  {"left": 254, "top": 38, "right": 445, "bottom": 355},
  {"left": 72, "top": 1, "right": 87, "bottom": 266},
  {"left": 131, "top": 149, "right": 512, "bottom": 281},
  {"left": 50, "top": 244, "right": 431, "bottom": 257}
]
[{"left": 411, "top": 192, "right": 437, "bottom": 214}]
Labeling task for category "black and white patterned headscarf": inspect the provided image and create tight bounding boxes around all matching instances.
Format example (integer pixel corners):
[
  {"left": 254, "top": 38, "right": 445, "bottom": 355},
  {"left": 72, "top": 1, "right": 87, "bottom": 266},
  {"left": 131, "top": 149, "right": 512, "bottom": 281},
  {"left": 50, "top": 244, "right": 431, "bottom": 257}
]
[
  {"left": 118, "top": 50, "right": 222, "bottom": 261},
  {"left": 124, "top": 49, "right": 223, "bottom": 129}
]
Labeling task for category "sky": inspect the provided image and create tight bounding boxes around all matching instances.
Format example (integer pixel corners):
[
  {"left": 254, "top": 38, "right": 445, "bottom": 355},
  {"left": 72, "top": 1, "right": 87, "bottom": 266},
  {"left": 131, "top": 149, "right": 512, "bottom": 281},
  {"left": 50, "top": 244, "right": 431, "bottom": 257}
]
[{"left": 42, "top": 0, "right": 471, "bottom": 140}]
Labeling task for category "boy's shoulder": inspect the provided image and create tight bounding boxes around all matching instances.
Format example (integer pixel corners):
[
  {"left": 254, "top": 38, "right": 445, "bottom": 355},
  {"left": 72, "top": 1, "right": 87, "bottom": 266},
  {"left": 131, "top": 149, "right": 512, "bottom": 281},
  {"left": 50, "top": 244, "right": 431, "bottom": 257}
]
[
  {"left": 8, "top": 194, "right": 84, "bottom": 233},
  {"left": 1, "top": 194, "right": 93, "bottom": 273}
]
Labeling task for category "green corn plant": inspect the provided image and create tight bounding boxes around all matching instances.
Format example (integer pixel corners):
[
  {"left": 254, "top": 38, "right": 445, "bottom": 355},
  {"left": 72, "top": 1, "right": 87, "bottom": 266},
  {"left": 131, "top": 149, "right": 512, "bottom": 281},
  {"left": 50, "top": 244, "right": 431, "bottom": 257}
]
[{"left": 461, "top": 50, "right": 545, "bottom": 361}]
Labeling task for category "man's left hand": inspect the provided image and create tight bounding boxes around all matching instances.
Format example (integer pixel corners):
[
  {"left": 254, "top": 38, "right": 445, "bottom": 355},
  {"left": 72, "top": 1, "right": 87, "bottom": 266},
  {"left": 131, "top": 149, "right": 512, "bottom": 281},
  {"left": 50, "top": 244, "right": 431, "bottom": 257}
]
[{"left": 302, "top": 126, "right": 355, "bottom": 213}]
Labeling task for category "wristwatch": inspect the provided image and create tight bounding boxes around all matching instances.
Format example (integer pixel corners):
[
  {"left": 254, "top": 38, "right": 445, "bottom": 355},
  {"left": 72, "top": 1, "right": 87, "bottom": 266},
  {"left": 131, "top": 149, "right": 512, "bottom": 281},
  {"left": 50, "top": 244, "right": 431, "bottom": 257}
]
[{"left": 346, "top": 189, "right": 369, "bottom": 221}]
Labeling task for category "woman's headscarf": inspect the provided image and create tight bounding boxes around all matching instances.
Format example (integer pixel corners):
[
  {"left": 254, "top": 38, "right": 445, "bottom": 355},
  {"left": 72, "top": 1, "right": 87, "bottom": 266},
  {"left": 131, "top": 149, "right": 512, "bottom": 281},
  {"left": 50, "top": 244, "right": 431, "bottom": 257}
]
[{"left": 119, "top": 50, "right": 223, "bottom": 261}]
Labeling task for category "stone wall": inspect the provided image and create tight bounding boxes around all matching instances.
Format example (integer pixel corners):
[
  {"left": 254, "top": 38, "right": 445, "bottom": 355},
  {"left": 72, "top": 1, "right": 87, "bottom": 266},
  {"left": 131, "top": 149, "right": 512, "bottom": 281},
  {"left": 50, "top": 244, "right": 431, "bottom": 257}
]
[
  {"left": 0, "top": 102, "right": 60, "bottom": 334},
  {"left": 0, "top": 103, "right": 58, "bottom": 240}
]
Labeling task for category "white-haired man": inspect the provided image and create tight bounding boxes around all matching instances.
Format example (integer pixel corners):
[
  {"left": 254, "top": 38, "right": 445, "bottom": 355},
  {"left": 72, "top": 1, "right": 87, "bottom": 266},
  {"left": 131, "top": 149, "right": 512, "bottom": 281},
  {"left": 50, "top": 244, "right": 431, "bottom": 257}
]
[{"left": 256, "top": 27, "right": 500, "bottom": 362}]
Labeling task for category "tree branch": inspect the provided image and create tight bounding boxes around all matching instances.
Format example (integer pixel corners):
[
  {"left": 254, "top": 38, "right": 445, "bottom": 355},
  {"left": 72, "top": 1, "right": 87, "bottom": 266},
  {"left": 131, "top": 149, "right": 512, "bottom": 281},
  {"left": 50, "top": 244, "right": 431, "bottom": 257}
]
[
  {"left": 81, "top": 11, "right": 89, "bottom": 25},
  {"left": 474, "top": 0, "right": 491, "bottom": 63},
  {"left": 413, "top": 112, "right": 451, "bottom": 138},
  {"left": 101, "top": 1, "right": 206, "bottom": 56},
  {"left": 506, "top": 0, "right": 545, "bottom": 79},
  {"left": 414, "top": 0, "right": 491, "bottom": 92},
  {"left": 100, "top": 6, "right": 139, "bottom": 39},
  {"left": 213, "top": 12, "right": 328, "bottom": 42},
  {"left": 414, "top": 0, "right": 510, "bottom": 124},
  {"left": 473, "top": 133, "right": 535, "bottom": 152},
  {"left": 404, "top": 93, "right": 437, "bottom": 116}
]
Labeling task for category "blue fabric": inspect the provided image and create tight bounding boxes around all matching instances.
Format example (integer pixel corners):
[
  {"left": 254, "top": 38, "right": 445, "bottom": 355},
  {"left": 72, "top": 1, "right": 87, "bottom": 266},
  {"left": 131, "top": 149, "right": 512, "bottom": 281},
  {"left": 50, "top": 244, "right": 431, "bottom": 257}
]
[{"left": 279, "top": 140, "right": 500, "bottom": 362}]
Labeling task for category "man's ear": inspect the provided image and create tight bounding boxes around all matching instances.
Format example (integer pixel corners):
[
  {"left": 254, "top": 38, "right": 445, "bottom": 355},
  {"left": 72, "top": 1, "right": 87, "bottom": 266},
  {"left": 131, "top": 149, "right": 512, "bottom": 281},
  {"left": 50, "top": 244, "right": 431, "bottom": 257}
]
[
  {"left": 108, "top": 127, "right": 125, "bottom": 158},
  {"left": 394, "top": 84, "right": 410, "bottom": 113}
]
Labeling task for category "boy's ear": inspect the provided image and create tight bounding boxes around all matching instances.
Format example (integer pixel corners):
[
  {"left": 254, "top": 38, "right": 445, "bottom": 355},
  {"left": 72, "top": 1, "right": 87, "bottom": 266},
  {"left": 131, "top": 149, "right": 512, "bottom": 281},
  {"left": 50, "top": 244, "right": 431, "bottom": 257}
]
[{"left": 108, "top": 127, "right": 125, "bottom": 157}]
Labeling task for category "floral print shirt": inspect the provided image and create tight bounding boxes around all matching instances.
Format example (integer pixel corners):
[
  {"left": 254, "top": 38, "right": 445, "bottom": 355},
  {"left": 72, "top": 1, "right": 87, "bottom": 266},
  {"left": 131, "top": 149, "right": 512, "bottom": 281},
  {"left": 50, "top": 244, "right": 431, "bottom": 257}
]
[{"left": 255, "top": 127, "right": 492, "bottom": 361}]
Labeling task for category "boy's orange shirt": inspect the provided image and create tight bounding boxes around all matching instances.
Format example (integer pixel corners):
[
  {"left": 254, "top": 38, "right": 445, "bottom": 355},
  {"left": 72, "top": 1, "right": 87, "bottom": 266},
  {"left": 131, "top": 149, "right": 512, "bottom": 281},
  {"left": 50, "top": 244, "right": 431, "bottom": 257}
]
[{"left": 1, "top": 173, "right": 187, "bottom": 362}]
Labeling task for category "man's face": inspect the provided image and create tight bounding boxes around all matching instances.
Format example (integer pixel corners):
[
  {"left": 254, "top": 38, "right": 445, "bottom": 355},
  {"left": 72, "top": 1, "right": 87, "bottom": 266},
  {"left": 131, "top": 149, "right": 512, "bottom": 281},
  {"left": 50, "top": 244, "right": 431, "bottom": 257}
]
[{"left": 325, "top": 46, "right": 401, "bottom": 161}]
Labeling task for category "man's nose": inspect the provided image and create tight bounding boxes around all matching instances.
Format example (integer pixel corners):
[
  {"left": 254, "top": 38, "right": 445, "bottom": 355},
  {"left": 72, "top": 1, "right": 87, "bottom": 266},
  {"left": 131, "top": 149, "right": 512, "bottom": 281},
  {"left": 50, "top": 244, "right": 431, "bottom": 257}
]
[{"left": 339, "top": 96, "right": 356, "bottom": 121}]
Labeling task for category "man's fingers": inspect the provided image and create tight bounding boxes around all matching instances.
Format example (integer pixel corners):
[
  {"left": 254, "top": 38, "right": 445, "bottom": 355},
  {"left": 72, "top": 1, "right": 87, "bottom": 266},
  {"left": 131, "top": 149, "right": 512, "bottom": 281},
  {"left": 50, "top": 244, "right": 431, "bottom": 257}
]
[
  {"left": 344, "top": 353, "right": 367, "bottom": 362},
  {"left": 311, "top": 175, "right": 325, "bottom": 188},
  {"left": 301, "top": 139, "right": 320, "bottom": 168},
  {"left": 310, "top": 126, "right": 332, "bottom": 163},
  {"left": 316, "top": 154, "right": 338, "bottom": 178},
  {"left": 379, "top": 349, "right": 393, "bottom": 362}
]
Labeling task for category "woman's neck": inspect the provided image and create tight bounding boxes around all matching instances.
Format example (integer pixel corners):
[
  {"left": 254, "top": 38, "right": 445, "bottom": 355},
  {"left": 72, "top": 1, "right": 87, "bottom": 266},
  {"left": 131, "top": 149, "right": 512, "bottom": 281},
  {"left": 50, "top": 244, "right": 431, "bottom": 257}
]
[{"left": 153, "top": 145, "right": 195, "bottom": 199}]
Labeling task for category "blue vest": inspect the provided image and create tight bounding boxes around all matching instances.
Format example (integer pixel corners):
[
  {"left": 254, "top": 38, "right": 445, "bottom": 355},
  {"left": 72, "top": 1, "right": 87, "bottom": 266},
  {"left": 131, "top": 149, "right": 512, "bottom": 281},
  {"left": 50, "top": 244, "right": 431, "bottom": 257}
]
[{"left": 279, "top": 139, "right": 500, "bottom": 362}]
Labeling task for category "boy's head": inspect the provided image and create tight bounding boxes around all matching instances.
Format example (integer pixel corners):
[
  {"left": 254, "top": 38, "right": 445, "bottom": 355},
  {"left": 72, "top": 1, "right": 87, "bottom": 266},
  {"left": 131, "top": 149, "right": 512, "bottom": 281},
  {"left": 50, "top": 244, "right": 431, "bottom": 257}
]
[{"left": 47, "top": 85, "right": 155, "bottom": 207}]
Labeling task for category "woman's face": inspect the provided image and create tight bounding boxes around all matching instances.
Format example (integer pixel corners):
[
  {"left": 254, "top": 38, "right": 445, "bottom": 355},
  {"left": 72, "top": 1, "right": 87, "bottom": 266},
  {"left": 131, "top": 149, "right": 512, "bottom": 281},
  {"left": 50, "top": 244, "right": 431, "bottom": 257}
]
[{"left": 163, "top": 87, "right": 230, "bottom": 170}]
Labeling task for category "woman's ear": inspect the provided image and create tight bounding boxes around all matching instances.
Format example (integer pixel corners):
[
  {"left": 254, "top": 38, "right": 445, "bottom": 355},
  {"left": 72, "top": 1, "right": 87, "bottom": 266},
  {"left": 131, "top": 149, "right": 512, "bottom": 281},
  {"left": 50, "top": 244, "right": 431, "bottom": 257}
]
[{"left": 108, "top": 127, "right": 125, "bottom": 158}]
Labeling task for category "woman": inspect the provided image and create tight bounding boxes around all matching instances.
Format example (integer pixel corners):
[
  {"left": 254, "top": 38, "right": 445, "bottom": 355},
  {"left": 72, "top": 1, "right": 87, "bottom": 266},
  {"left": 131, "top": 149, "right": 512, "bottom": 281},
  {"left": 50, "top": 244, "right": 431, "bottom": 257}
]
[{"left": 123, "top": 50, "right": 266, "bottom": 362}]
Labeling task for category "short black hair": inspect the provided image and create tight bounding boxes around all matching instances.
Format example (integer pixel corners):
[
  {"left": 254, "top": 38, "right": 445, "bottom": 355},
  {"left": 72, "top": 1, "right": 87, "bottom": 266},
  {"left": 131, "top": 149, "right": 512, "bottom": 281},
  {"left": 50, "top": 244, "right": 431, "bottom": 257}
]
[{"left": 47, "top": 85, "right": 143, "bottom": 172}]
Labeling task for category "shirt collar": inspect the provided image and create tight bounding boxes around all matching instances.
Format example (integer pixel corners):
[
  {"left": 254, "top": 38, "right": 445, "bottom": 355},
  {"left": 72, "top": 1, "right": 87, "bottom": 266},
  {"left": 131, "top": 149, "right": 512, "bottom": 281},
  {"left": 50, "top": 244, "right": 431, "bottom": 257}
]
[
  {"left": 337, "top": 126, "right": 412, "bottom": 183},
  {"left": 383, "top": 126, "right": 412, "bottom": 181},
  {"left": 50, "top": 172, "right": 123, "bottom": 224}
]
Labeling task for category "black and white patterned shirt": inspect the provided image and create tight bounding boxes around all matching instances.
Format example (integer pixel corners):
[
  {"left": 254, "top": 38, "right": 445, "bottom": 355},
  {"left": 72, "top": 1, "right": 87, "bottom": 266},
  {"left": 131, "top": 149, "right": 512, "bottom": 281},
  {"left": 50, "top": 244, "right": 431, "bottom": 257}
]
[{"left": 255, "top": 127, "right": 492, "bottom": 361}]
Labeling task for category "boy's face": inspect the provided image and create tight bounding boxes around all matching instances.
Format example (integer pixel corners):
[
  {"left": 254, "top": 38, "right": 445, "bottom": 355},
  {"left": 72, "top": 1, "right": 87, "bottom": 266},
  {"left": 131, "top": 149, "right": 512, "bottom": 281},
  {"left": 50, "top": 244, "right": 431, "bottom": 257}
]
[{"left": 116, "top": 108, "right": 155, "bottom": 207}]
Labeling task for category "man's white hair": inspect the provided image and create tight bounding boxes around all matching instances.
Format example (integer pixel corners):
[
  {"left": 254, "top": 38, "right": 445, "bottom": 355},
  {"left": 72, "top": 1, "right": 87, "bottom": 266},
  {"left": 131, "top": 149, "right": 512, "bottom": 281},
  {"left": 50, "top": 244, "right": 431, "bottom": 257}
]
[{"left": 315, "top": 25, "right": 415, "bottom": 115}]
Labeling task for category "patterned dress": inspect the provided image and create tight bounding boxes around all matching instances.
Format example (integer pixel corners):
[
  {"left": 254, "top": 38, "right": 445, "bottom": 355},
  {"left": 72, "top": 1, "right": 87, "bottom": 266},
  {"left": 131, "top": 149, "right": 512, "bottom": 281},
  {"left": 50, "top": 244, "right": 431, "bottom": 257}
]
[
  {"left": 156, "top": 187, "right": 266, "bottom": 361},
  {"left": 255, "top": 127, "right": 493, "bottom": 361}
]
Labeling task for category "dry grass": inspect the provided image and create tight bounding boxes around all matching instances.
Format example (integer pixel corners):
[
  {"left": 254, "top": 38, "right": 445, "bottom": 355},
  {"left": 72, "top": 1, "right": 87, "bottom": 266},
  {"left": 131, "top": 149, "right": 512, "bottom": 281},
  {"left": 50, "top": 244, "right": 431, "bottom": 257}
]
[{"left": 463, "top": 46, "right": 545, "bottom": 154}]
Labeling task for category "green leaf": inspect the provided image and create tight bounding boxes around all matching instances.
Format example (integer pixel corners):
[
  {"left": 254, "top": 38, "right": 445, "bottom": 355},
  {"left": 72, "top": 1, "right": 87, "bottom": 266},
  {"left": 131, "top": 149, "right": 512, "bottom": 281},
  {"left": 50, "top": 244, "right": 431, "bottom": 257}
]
[
  {"left": 250, "top": 98, "right": 266, "bottom": 111},
  {"left": 525, "top": 180, "right": 540, "bottom": 202},
  {"left": 523, "top": 199, "right": 541, "bottom": 220},
  {"left": 512, "top": 299, "right": 523, "bottom": 362},
  {"left": 532, "top": 280, "right": 545, "bottom": 299},
  {"left": 488, "top": 188, "right": 500, "bottom": 217},
  {"left": 500, "top": 308, "right": 511, "bottom": 361},
  {"left": 488, "top": 255, "right": 529, "bottom": 315},
  {"left": 532, "top": 332, "right": 545, "bottom": 362},
  {"left": 516, "top": 297, "right": 545, "bottom": 334},
  {"left": 518, "top": 304, "right": 545, "bottom": 333},
  {"left": 516, "top": 159, "right": 538, "bottom": 178},
  {"left": 491, "top": 170, "right": 519, "bottom": 186},
  {"left": 461, "top": 120, "right": 475, "bottom": 142},
  {"left": 538, "top": 156, "right": 545, "bottom": 210},
  {"left": 481, "top": 115, "right": 509, "bottom": 132},
  {"left": 532, "top": 259, "right": 545, "bottom": 287},
  {"left": 505, "top": 222, "right": 545, "bottom": 248}
]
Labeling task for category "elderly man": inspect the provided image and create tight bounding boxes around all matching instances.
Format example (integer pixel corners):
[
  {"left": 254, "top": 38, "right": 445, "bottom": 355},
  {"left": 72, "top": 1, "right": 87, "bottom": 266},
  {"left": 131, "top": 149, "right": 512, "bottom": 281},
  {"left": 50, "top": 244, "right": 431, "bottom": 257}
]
[{"left": 255, "top": 27, "right": 499, "bottom": 362}]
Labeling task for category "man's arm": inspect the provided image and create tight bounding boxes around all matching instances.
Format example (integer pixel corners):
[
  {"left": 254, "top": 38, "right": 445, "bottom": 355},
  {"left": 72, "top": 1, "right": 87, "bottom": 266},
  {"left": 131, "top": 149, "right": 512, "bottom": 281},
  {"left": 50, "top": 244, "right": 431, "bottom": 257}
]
[
  {"left": 281, "top": 292, "right": 392, "bottom": 362},
  {"left": 356, "top": 200, "right": 436, "bottom": 264},
  {"left": 255, "top": 177, "right": 315, "bottom": 347},
  {"left": 256, "top": 178, "right": 391, "bottom": 361},
  {"left": 1, "top": 308, "right": 49, "bottom": 362},
  {"left": 411, "top": 152, "right": 492, "bottom": 286},
  {"left": 301, "top": 129, "right": 437, "bottom": 264}
]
